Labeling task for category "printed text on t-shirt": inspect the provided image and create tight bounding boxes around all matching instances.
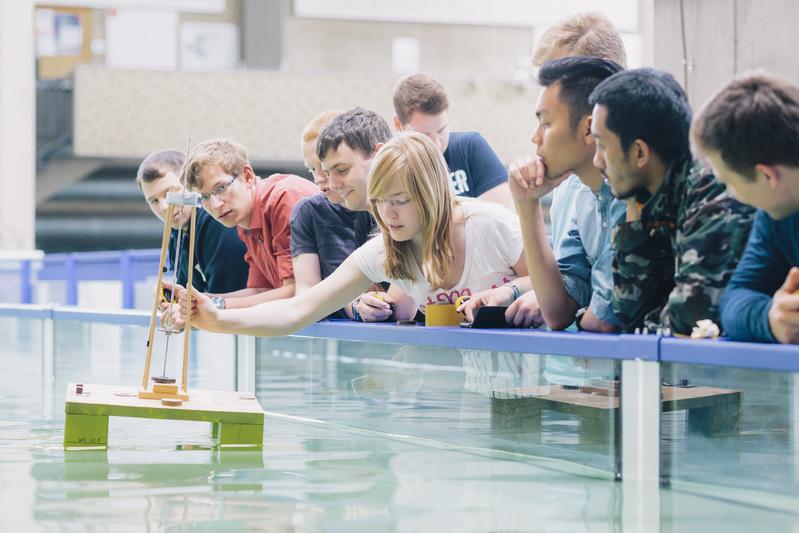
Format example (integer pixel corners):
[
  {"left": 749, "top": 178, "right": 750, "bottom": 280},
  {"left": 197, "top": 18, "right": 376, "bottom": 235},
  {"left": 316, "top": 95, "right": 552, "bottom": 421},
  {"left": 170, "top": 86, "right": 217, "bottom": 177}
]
[{"left": 449, "top": 170, "right": 470, "bottom": 195}]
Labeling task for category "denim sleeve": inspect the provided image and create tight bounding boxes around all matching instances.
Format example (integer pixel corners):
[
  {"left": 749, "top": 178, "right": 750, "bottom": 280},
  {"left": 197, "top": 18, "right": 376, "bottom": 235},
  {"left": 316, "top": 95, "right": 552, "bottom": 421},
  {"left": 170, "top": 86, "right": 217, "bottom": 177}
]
[
  {"left": 588, "top": 245, "right": 619, "bottom": 325},
  {"left": 557, "top": 217, "right": 592, "bottom": 309},
  {"left": 587, "top": 200, "right": 625, "bottom": 325}
]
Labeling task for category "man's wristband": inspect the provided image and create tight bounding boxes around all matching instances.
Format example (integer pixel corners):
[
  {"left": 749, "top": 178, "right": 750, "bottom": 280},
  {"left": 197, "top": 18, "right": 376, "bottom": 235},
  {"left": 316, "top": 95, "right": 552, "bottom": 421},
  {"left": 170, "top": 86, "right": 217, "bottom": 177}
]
[{"left": 505, "top": 282, "right": 521, "bottom": 302}]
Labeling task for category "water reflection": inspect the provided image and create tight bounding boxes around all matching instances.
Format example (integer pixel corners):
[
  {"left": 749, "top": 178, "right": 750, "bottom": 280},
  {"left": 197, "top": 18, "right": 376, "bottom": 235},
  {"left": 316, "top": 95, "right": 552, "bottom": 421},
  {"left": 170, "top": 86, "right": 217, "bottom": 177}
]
[
  {"left": 255, "top": 338, "right": 621, "bottom": 473},
  {"left": 3, "top": 315, "right": 799, "bottom": 530},
  {"left": 661, "top": 362, "right": 799, "bottom": 501}
]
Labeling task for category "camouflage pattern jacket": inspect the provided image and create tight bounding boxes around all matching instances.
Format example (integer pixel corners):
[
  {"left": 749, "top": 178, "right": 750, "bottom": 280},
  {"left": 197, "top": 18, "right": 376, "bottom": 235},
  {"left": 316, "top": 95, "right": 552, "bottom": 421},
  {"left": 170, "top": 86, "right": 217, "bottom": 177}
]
[{"left": 611, "top": 159, "right": 755, "bottom": 335}]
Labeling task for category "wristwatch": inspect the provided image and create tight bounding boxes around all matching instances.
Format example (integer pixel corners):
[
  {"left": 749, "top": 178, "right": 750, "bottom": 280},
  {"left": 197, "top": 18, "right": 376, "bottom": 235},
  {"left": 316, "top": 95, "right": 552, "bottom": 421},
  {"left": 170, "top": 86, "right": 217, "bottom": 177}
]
[
  {"left": 210, "top": 296, "right": 226, "bottom": 310},
  {"left": 574, "top": 307, "right": 587, "bottom": 331},
  {"left": 351, "top": 296, "right": 363, "bottom": 322}
]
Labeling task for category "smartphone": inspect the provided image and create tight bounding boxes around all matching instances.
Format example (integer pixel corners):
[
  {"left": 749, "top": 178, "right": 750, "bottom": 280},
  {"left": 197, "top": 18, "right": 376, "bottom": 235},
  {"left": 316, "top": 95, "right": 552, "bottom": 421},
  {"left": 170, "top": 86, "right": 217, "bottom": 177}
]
[{"left": 460, "top": 306, "right": 510, "bottom": 329}]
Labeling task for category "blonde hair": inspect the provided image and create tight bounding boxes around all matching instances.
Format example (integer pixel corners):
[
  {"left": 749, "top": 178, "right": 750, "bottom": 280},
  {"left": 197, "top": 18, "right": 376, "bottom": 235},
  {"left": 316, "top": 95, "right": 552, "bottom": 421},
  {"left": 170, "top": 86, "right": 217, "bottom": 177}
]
[
  {"left": 301, "top": 109, "right": 342, "bottom": 143},
  {"left": 533, "top": 12, "right": 627, "bottom": 68},
  {"left": 182, "top": 139, "right": 248, "bottom": 190},
  {"left": 368, "top": 132, "right": 454, "bottom": 288}
]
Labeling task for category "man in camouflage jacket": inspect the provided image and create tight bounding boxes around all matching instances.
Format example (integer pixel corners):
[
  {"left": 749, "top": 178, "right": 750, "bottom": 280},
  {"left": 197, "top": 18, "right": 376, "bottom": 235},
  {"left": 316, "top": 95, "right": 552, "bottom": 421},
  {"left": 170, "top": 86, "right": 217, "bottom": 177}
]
[{"left": 589, "top": 68, "right": 755, "bottom": 335}]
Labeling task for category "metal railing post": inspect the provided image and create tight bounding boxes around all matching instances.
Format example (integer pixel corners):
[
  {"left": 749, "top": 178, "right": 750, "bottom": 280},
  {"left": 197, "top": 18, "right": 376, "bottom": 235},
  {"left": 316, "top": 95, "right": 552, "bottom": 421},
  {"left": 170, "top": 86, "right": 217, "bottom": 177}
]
[
  {"left": 235, "top": 335, "right": 257, "bottom": 393},
  {"left": 120, "top": 251, "right": 135, "bottom": 309},
  {"left": 41, "top": 310, "right": 55, "bottom": 419},
  {"left": 20, "top": 259, "right": 33, "bottom": 304},
  {"left": 621, "top": 355, "right": 661, "bottom": 532},
  {"left": 65, "top": 254, "right": 78, "bottom": 305}
]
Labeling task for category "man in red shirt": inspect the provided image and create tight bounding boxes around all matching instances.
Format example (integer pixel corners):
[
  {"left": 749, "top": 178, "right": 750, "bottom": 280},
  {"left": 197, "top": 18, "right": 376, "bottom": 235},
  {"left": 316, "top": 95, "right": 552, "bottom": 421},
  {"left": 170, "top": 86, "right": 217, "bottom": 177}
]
[{"left": 181, "top": 138, "right": 318, "bottom": 310}]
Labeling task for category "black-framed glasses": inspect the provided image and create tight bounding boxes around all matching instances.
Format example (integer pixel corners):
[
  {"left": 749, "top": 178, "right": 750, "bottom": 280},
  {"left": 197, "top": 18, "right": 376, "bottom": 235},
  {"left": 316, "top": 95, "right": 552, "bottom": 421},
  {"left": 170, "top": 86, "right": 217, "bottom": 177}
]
[{"left": 199, "top": 173, "right": 239, "bottom": 204}]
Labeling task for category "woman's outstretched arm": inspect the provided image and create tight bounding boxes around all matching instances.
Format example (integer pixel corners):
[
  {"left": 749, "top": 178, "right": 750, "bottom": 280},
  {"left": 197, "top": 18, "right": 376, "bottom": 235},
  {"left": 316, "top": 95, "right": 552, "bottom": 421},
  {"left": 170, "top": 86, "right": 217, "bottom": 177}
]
[{"left": 181, "top": 255, "right": 374, "bottom": 337}]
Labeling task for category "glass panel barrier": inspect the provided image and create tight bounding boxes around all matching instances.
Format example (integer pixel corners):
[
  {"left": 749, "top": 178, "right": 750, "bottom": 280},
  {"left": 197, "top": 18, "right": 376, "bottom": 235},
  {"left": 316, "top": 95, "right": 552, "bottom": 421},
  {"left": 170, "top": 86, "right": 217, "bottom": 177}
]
[
  {"left": 0, "top": 315, "right": 45, "bottom": 419},
  {"left": 255, "top": 334, "right": 622, "bottom": 475},
  {"left": 52, "top": 320, "right": 236, "bottom": 394},
  {"left": 4, "top": 308, "right": 799, "bottom": 530},
  {"left": 660, "top": 362, "right": 799, "bottom": 506}
]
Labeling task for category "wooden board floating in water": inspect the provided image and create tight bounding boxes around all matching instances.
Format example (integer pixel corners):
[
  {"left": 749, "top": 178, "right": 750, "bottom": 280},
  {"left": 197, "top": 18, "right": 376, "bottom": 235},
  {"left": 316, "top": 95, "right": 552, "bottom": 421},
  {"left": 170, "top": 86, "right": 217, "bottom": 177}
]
[{"left": 63, "top": 383, "right": 264, "bottom": 451}]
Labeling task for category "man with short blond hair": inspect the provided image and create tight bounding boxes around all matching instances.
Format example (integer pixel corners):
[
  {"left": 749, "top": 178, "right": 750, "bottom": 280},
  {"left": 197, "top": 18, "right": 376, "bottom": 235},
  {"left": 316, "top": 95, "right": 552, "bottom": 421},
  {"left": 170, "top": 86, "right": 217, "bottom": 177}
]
[
  {"left": 532, "top": 12, "right": 628, "bottom": 68},
  {"left": 181, "top": 139, "right": 318, "bottom": 310},
  {"left": 392, "top": 73, "right": 514, "bottom": 210}
]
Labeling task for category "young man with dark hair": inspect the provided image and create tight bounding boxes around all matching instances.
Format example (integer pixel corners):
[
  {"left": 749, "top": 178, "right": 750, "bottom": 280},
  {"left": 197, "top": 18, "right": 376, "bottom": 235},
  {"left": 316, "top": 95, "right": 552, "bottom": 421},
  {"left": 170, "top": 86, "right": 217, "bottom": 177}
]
[
  {"left": 588, "top": 68, "right": 755, "bottom": 335},
  {"left": 291, "top": 110, "right": 379, "bottom": 318},
  {"left": 392, "top": 73, "right": 514, "bottom": 210},
  {"left": 316, "top": 107, "right": 416, "bottom": 322},
  {"left": 316, "top": 107, "right": 393, "bottom": 213},
  {"left": 136, "top": 149, "right": 249, "bottom": 295},
  {"left": 486, "top": 13, "right": 629, "bottom": 328},
  {"left": 693, "top": 73, "right": 799, "bottom": 344},
  {"left": 499, "top": 57, "right": 625, "bottom": 332}
]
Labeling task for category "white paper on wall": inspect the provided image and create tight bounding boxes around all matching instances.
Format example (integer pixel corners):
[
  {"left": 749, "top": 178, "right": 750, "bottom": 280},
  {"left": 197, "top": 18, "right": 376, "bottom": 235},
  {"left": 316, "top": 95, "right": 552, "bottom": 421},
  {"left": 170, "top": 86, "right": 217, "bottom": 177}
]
[
  {"left": 106, "top": 9, "right": 178, "bottom": 70},
  {"left": 179, "top": 22, "right": 240, "bottom": 71}
]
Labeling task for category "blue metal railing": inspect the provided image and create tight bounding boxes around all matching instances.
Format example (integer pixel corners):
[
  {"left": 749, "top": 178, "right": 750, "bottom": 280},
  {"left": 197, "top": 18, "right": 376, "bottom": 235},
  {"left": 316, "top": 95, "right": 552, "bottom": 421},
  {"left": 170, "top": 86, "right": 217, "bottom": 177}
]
[
  {"left": 2, "top": 249, "right": 799, "bottom": 370},
  {"left": 0, "top": 303, "right": 796, "bottom": 370},
  {"left": 3, "top": 249, "right": 161, "bottom": 307}
]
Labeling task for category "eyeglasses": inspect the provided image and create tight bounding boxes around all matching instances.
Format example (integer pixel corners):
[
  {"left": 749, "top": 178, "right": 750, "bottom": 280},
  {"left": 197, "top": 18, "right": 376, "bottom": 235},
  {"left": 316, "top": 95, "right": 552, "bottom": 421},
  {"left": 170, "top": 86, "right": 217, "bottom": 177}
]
[
  {"left": 199, "top": 173, "right": 239, "bottom": 204},
  {"left": 370, "top": 196, "right": 412, "bottom": 209}
]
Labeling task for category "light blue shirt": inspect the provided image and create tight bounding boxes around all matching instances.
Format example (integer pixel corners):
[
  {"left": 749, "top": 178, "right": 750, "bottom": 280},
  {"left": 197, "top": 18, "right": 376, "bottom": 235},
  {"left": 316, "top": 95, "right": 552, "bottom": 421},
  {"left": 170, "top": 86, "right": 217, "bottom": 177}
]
[
  {"left": 552, "top": 178, "right": 626, "bottom": 325},
  {"left": 549, "top": 174, "right": 582, "bottom": 255}
]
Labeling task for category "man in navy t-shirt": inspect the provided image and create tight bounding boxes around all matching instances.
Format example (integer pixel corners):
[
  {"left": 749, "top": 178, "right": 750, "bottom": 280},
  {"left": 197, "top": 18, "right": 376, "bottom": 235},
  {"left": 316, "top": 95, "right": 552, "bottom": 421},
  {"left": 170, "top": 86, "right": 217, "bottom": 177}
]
[
  {"left": 291, "top": 110, "right": 375, "bottom": 286},
  {"left": 290, "top": 108, "right": 406, "bottom": 321},
  {"left": 392, "top": 73, "right": 514, "bottom": 210},
  {"left": 693, "top": 73, "right": 799, "bottom": 344}
]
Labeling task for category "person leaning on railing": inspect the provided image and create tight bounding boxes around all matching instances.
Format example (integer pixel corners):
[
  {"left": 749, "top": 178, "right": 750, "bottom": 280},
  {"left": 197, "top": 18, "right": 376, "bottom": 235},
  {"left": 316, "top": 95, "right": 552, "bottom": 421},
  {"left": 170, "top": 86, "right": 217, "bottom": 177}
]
[
  {"left": 587, "top": 68, "right": 755, "bottom": 337},
  {"left": 693, "top": 72, "right": 799, "bottom": 344},
  {"left": 175, "top": 132, "right": 532, "bottom": 337},
  {"left": 135, "top": 150, "right": 250, "bottom": 309}
]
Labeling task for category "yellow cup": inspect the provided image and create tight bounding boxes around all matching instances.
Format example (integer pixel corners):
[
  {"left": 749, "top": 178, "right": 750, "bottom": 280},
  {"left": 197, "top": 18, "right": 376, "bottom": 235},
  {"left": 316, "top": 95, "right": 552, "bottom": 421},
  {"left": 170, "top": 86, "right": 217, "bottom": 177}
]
[{"left": 424, "top": 296, "right": 468, "bottom": 327}]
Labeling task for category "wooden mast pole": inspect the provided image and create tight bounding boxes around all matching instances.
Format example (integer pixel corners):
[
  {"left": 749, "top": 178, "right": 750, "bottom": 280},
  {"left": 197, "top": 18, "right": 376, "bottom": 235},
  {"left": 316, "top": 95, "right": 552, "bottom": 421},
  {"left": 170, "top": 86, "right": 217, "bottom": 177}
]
[{"left": 142, "top": 203, "right": 174, "bottom": 389}]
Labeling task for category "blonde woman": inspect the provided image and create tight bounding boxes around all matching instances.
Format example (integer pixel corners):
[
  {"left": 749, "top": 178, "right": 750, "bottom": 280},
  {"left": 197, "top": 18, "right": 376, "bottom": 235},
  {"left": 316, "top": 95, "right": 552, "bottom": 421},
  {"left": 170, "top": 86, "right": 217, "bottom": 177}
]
[{"left": 179, "top": 132, "right": 531, "bottom": 336}]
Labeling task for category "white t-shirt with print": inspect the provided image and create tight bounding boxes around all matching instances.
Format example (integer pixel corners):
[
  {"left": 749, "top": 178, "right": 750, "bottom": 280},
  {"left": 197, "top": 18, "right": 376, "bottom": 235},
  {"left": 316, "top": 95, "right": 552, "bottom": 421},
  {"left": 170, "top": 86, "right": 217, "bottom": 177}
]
[{"left": 351, "top": 199, "right": 523, "bottom": 313}]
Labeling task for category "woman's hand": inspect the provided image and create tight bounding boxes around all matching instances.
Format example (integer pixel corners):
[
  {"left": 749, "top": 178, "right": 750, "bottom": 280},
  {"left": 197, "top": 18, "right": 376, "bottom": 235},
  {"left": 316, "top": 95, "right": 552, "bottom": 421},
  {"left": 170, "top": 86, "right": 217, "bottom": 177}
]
[{"left": 355, "top": 291, "right": 395, "bottom": 322}]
